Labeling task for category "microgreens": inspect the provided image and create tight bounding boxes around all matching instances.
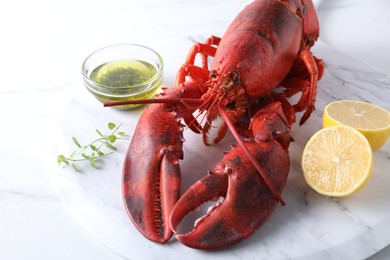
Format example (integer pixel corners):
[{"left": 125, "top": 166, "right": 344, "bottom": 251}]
[{"left": 57, "top": 122, "right": 128, "bottom": 171}]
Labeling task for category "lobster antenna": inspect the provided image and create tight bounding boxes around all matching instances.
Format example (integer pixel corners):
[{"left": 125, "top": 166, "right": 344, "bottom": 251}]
[
  {"left": 104, "top": 98, "right": 203, "bottom": 107},
  {"left": 217, "top": 106, "right": 286, "bottom": 206}
]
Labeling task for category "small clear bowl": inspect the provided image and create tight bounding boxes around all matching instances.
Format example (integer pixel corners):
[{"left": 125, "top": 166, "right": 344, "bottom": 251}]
[{"left": 81, "top": 44, "right": 164, "bottom": 109}]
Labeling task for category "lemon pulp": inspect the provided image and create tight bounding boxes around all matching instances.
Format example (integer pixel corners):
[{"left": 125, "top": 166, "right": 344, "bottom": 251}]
[{"left": 302, "top": 126, "right": 373, "bottom": 197}]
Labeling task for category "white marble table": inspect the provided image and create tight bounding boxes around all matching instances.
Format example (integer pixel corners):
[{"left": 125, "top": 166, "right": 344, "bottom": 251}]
[{"left": 1, "top": 0, "right": 390, "bottom": 259}]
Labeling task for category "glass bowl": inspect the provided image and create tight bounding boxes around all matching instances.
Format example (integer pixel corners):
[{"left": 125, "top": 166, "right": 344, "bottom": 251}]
[{"left": 81, "top": 44, "right": 164, "bottom": 109}]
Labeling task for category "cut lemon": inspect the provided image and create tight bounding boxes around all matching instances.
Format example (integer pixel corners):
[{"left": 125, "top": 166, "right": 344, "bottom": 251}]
[
  {"left": 302, "top": 126, "right": 373, "bottom": 197},
  {"left": 323, "top": 100, "right": 390, "bottom": 151}
]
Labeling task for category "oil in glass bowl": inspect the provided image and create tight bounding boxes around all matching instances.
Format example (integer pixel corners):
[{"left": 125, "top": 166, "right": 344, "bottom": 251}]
[
  {"left": 82, "top": 44, "right": 164, "bottom": 110},
  {"left": 90, "top": 60, "right": 157, "bottom": 88}
]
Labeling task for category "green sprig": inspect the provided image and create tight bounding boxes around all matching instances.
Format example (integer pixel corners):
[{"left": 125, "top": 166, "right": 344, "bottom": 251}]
[{"left": 57, "top": 122, "right": 128, "bottom": 171}]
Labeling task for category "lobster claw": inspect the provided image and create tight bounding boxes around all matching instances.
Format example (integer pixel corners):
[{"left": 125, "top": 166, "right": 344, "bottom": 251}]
[
  {"left": 169, "top": 139, "right": 290, "bottom": 249},
  {"left": 122, "top": 104, "right": 184, "bottom": 243}
]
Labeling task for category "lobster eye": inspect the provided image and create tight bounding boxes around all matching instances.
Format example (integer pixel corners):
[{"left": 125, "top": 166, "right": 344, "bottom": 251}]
[
  {"left": 226, "top": 101, "right": 237, "bottom": 110},
  {"left": 233, "top": 74, "right": 240, "bottom": 83},
  {"left": 210, "top": 70, "right": 217, "bottom": 78},
  {"left": 230, "top": 71, "right": 240, "bottom": 84}
]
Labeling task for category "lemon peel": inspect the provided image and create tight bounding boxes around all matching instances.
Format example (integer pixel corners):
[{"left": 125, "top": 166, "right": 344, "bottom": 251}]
[{"left": 323, "top": 100, "right": 390, "bottom": 151}]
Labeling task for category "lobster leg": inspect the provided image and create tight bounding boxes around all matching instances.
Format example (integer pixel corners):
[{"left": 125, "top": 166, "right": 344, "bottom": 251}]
[
  {"left": 298, "top": 50, "right": 324, "bottom": 124},
  {"left": 201, "top": 35, "right": 221, "bottom": 71},
  {"left": 176, "top": 36, "right": 219, "bottom": 85},
  {"left": 169, "top": 102, "right": 291, "bottom": 249},
  {"left": 281, "top": 52, "right": 324, "bottom": 125}
]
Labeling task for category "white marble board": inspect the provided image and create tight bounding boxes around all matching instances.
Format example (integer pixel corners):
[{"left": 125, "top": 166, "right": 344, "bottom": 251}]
[{"left": 51, "top": 38, "right": 390, "bottom": 260}]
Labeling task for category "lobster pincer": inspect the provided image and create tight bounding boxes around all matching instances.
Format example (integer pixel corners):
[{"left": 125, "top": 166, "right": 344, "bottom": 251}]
[
  {"left": 169, "top": 102, "right": 291, "bottom": 249},
  {"left": 122, "top": 103, "right": 183, "bottom": 242},
  {"left": 120, "top": 83, "right": 207, "bottom": 243},
  {"left": 169, "top": 140, "right": 290, "bottom": 249}
]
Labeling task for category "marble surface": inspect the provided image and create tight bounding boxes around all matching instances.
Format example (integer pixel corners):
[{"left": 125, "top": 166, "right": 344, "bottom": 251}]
[
  {"left": 1, "top": 0, "right": 390, "bottom": 259},
  {"left": 52, "top": 40, "right": 390, "bottom": 260}
]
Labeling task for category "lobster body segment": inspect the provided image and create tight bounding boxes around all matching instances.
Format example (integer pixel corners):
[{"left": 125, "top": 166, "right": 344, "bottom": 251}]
[
  {"left": 109, "top": 0, "right": 324, "bottom": 249},
  {"left": 212, "top": 0, "right": 304, "bottom": 99}
]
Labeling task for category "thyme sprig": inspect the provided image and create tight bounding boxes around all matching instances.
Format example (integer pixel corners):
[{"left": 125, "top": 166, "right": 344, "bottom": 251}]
[{"left": 57, "top": 122, "right": 128, "bottom": 171}]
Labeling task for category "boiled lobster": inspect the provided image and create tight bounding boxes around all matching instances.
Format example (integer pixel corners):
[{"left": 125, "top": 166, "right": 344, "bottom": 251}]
[{"left": 105, "top": 0, "right": 324, "bottom": 249}]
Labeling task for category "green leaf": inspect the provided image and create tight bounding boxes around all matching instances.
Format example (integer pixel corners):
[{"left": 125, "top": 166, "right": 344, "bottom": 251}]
[
  {"left": 90, "top": 159, "right": 96, "bottom": 168},
  {"left": 104, "top": 142, "right": 117, "bottom": 151},
  {"left": 108, "top": 122, "right": 116, "bottom": 130},
  {"left": 70, "top": 150, "right": 77, "bottom": 159},
  {"left": 72, "top": 162, "right": 79, "bottom": 172},
  {"left": 57, "top": 155, "right": 68, "bottom": 165},
  {"left": 82, "top": 153, "right": 91, "bottom": 160},
  {"left": 107, "top": 135, "right": 117, "bottom": 143},
  {"left": 72, "top": 137, "right": 81, "bottom": 148},
  {"left": 95, "top": 129, "right": 104, "bottom": 137},
  {"left": 57, "top": 121, "right": 127, "bottom": 172},
  {"left": 57, "top": 155, "right": 63, "bottom": 164}
]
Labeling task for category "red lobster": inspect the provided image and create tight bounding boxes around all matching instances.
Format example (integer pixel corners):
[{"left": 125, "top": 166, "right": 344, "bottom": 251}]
[{"left": 105, "top": 0, "right": 324, "bottom": 249}]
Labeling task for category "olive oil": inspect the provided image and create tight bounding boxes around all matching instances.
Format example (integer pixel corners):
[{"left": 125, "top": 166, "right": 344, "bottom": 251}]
[
  {"left": 90, "top": 59, "right": 157, "bottom": 88},
  {"left": 82, "top": 44, "right": 164, "bottom": 110},
  {"left": 87, "top": 59, "right": 163, "bottom": 109}
]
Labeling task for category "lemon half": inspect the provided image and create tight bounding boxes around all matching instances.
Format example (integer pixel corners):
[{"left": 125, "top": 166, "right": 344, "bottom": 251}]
[
  {"left": 302, "top": 126, "right": 373, "bottom": 197},
  {"left": 323, "top": 100, "right": 390, "bottom": 151}
]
